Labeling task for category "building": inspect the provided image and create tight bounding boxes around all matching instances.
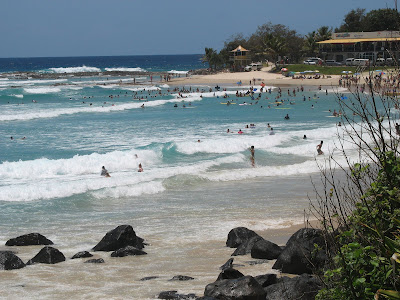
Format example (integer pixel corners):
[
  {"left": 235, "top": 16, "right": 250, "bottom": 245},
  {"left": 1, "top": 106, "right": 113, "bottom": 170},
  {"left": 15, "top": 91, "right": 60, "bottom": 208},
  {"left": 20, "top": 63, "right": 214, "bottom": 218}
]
[
  {"left": 317, "top": 31, "right": 400, "bottom": 63},
  {"left": 230, "top": 45, "right": 251, "bottom": 71}
]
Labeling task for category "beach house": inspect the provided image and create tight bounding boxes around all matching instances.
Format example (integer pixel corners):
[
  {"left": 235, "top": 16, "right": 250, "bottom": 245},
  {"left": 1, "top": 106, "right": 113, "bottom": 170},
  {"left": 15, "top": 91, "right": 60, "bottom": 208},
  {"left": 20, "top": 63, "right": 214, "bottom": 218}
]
[{"left": 317, "top": 31, "right": 400, "bottom": 65}]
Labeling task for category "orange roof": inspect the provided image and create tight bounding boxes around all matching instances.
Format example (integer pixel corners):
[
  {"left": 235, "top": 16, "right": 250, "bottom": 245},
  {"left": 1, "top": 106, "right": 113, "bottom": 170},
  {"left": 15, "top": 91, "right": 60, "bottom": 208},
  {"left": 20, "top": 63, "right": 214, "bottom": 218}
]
[{"left": 231, "top": 45, "right": 250, "bottom": 52}]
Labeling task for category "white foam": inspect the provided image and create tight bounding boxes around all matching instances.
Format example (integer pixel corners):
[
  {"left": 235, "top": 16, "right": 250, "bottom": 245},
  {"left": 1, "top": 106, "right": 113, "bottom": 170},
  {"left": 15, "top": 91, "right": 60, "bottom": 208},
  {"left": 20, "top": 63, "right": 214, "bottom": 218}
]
[
  {"left": 0, "top": 95, "right": 203, "bottom": 122},
  {"left": 168, "top": 70, "right": 189, "bottom": 74},
  {"left": 104, "top": 67, "right": 145, "bottom": 72},
  {"left": 11, "top": 94, "right": 24, "bottom": 98},
  {"left": 48, "top": 66, "right": 101, "bottom": 73},
  {"left": 23, "top": 87, "right": 61, "bottom": 94}
]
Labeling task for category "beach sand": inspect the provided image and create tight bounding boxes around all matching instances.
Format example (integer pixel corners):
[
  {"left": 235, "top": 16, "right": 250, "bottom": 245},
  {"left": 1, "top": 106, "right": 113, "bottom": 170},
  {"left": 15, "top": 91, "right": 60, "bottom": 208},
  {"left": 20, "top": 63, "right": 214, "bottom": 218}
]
[{"left": 169, "top": 67, "right": 341, "bottom": 87}]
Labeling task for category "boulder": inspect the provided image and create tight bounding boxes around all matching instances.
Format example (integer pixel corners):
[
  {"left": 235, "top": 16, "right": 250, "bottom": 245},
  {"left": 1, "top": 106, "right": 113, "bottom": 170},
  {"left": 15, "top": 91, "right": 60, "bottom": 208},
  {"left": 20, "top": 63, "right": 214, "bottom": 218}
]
[
  {"left": 204, "top": 276, "right": 266, "bottom": 300},
  {"left": 216, "top": 268, "right": 244, "bottom": 281},
  {"left": 158, "top": 290, "right": 197, "bottom": 299},
  {"left": 169, "top": 275, "right": 194, "bottom": 281},
  {"left": 226, "top": 227, "right": 260, "bottom": 248},
  {"left": 110, "top": 246, "right": 147, "bottom": 257},
  {"left": 0, "top": 251, "right": 25, "bottom": 270},
  {"left": 264, "top": 274, "right": 322, "bottom": 300},
  {"left": 92, "top": 225, "right": 144, "bottom": 251},
  {"left": 84, "top": 258, "right": 105, "bottom": 264},
  {"left": 254, "top": 274, "right": 278, "bottom": 288},
  {"left": 140, "top": 276, "right": 159, "bottom": 281},
  {"left": 71, "top": 251, "right": 93, "bottom": 259},
  {"left": 251, "top": 239, "right": 283, "bottom": 260},
  {"left": 27, "top": 246, "right": 65, "bottom": 265},
  {"left": 232, "top": 236, "right": 263, "bottom": 256},
  {"left": 6, "top": 233, "right": 53, "bottom": 246},
  {"left": 219, "top": 258, "right": 233, "bottom": 270},
  {"left": 272, "top": 228, "right": 326, "bottom": 274}
]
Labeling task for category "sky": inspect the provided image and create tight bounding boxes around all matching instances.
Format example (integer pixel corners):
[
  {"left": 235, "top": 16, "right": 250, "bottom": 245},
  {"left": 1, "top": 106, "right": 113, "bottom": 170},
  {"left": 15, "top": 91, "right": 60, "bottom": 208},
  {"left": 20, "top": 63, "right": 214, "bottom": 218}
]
[{"left": 0, "top": 0, "right": 395, "bottom": 58}]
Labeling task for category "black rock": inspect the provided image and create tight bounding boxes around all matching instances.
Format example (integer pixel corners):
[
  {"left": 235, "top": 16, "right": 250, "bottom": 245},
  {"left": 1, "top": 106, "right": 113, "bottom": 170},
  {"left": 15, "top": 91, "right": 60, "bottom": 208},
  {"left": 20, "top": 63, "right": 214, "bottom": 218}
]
[
  {"left": 6, "top": 233, "right": 53, "bottom": 246},
  {"left": 226, "top": 227, "right": 260, "bottom": 248},
  {"left": 272, "top": 228, "right": 326, "bottom": 275},
  {"left": 27, "top": 246, "right": 65, "bottom": 265},
  {"left": 246, "top": 260, "right": 269, "bottom": 266},
  {"left": 158, "top": 290, "right": 197, "bottom": 299},
  {"left": 216, "top": 268, "right": 244, "bottom": 281},
  {"left": 92, "top": 225, "right": 144, "bottom": 252},
  {"left": 169, "top": 275, "right": 194, "bottom": 281},
  {"left": 71, "top": 251, "right": 93, "bottom": 259},
  {"left": 232, "top": 236, "right": 263, "bottom": 256},
  {"left": 219, "top": 258, "right": 233, "bottom": 270},
  {"left": 264, "top": 274, "right": 322, "bottom": 300},
  {"left": 140, "top": 276, "right": 159, "bottom": 281},
  {"left": 251, "top": 239, "right": 283, "bottom": 260},
  {"left": 110, "top": 245, "right": 147, "bottom": 257},
  {"left": 0, "top": 251, "right": 25, "bottom": 270},
  {"left": 204, "top": 276, "right": 266, "bottom": 300},
  {"left": 254, "top": 274, "right": 278, "bottom": 288},
  {"left": 84, "top": 258, "right": 105, "bottom": 264}
]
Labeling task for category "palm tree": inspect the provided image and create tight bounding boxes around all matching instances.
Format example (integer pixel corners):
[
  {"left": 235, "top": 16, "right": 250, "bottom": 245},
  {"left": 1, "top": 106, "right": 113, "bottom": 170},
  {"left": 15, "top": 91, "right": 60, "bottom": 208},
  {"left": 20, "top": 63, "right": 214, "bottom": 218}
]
[
  {"left": 316, "top": 26, "right": 332, "bottom": 42},
  {"left": 203, "top": 48, "right": 222, "bottom": 71},
  {"left": 263, "top": 33, "right": 287, "bottom": 66},
  {"left": 303, "top": 31, "right": 318, "bottom": 57}
]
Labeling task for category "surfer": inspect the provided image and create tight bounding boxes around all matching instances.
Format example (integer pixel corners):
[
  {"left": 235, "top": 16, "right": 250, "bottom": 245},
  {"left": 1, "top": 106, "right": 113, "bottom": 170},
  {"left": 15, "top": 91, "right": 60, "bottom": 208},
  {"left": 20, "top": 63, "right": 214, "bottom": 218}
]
[
  {"left": 101, "top": 166, "right": 111, "bottom": 177},
  {"left": 138, "top": 163, "right": 143, "bottom": 172},
  {"left": 316, "top": 141, "right": 324, "bottom": 155}
]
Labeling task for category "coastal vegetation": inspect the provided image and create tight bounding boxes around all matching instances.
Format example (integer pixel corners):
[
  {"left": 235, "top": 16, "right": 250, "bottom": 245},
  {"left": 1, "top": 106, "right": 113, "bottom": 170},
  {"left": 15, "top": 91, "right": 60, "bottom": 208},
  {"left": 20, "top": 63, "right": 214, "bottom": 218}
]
[
  {"left": 203, "top": 7, "right": 400, "bottom": 70},
  {"left": 309, "top": 71, "right": 400, "bottom": 299}
]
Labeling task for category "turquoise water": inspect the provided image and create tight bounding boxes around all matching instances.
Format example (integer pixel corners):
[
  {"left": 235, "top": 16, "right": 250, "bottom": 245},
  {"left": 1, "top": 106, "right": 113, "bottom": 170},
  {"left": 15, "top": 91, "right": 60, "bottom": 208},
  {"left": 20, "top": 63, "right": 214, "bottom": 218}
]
[{"left": 0, "top": 58, "right": 357, "bottom": 298}]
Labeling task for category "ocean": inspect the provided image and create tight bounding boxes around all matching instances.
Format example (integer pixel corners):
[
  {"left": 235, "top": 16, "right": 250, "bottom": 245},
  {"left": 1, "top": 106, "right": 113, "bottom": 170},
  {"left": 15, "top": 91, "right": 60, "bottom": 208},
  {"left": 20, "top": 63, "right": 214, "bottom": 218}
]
[{"left": 0, "top": 55, "right": 353, "bottom": 299}]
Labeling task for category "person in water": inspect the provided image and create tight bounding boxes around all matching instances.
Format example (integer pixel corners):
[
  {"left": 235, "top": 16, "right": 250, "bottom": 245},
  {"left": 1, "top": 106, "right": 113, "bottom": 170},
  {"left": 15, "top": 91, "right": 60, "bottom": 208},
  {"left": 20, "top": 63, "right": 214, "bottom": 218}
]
[
  {"left": 284, "top": 114, "right": 290, "bottom": 120},
  {"left": 303, "top": 135, "right": 307, "bottom": 139},
  {"left": 316, "top": 141, "right": 324, "bottom": 155},
  {"left": 238, "top": 129, "right": 243, "bottom": 134},
  {"left": 138, "top": 163, "right": 143, "bottom": 172},
  {"left": 101, "top": 166, "right": 111, "bottom": 177},
  {"left": 249, "top": 146, "right": 255, "bottom": 167},
  {"left": 269, "top": 128, "right": 275, "bottom": 135}
]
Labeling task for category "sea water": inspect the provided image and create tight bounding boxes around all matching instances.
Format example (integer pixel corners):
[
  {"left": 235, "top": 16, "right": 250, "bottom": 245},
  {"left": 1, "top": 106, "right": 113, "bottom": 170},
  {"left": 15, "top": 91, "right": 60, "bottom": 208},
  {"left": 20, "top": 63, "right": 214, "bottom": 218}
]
[{"left": 0, "top": 55, "right": 357, "bottom": 299}]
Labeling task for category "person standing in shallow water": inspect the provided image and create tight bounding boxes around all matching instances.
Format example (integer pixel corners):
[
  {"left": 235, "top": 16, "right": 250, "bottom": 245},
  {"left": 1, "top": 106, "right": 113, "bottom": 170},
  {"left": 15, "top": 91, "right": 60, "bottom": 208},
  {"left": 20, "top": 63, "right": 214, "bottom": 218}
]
[
  {"left": 249, "top": 145, "right": 255, "bottom": 167},
  {"left": 316, "top": 141, "right": 324, "bottom": 155},
  {"left": 138, "top": 163, "right": 143, "bottom": 172},
  {"left": 101, "top": 166, "right": 111, "bottom": 177}
]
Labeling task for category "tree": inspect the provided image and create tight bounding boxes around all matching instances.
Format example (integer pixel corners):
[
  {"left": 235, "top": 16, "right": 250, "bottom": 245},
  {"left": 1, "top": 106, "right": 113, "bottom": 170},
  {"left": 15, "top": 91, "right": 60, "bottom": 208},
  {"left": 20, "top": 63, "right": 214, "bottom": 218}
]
[
  {"left": 202, "top": 48, "right": 224, "bottom": 71},
  {"left": 335, "top": 8, "right": 366, "bottom": 32},
  {"left": 363, "top": 8, "right": 400, "bottom": 31},
  {"left": 262, "top": 33, "right": 287, "bottom": 66},
  {"left": 316, "top": 26, "right": 332, "bottom": 42},
  {"left": 303, "top": 31, "right": 318, "bottom": 57}
]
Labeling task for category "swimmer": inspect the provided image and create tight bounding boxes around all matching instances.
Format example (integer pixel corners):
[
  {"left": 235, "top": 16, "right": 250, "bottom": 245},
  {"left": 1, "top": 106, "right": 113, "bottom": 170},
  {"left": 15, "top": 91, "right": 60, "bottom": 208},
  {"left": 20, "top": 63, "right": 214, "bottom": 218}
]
[
  {"left": 138, "top": 163, "right": 143, "bottom": 172},
  {"left": 316, "top": 141, "right": 324, "bottom": 155},
  {"left": 101, "top": 166, "right": 111, "bottom": 177},
  {"left": 303, "top": 135, "right": 307, "bottom": 139},
  {"left": 197, "top": 139, "right": 201, "bottom": 142},
  {"left": 238, "top": 129, "right": 243, "bottom": 134},
  {"left": 269, "top": 128, "right": 275, "bottom": 135},
  {"left": 227, "top": 129, "right": 230, "bottom": 133},
  {"left": 284, "top": 114, "right": 290, "bottom": 120}
]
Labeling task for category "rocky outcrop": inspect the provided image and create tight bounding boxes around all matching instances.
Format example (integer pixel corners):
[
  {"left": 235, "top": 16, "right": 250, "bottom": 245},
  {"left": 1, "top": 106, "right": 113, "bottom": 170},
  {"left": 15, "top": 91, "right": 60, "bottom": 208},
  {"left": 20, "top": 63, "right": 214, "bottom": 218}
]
[
  {"left": 254, "top": 274, "right": 278, "bottom": 288},
  {"left": 232, "top": 235, "right": 263, "bottom": 256},
  {"left": 140, "top": 276, "right": 159, "bottom": 281},
  {"left": 272, "top": 228, "right": 326, "bottom": 274},
  {"left": 92, "top": 225, "right": 144, "bottom": 252},
  {"left": 226, "top": 227, "right": 260, "bottom": 248},
  {"left": 251, "top": 239, "right": 283, "bottom": 260},
  {"left": 264, "top": 274, "right": 322, "bottom": 300},
  {"left": 216, "top": 268, "right": 244, "bottom": 281},
  {"left": 0, "top": 251, "right": 25, "bottom": 270},
  {"left": 6, "top": 233, "right": 53, "bottom": 246},
  {"left": 204, "top": 276, "right": 265, "bottom": 300},
  {"left": 169, "top": 275, "right": 194, "bottom": 281},
  {"left": 71, "top": 251, "right": 93, "bottom": 259},
  {"left": 219, "top": 258, "right": 233, "bottom": 270},
  {"left": 158, "top": 290, "right": 197, "bottom": 299},
  {"left": 84, "top": 258, "right": 105, "bottom": 264},
  {"left": 110, "top": 246, "right": 147, "bottom": 257},
  {"left": 26, "top": 246, "right": 65, "bottom": 265}
]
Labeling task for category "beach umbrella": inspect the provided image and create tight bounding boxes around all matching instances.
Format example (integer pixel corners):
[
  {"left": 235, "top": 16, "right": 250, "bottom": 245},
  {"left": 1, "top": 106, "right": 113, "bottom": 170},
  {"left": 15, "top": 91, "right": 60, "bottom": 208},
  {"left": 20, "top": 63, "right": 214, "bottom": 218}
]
[
  {"left": 342, "top": 71, "right": 352, "bottom": 74},
  {"left": 354, "top": 73, "right": 361, "bottom": 75},
  {"left": 374, "top": 70, "right": 382, "bottom": 72},
  {"left": 314, "top": 70, "right": 320, "bottom": 73},
  {"left": 281, "top": 68, "right": 288, "bottom": 72}
]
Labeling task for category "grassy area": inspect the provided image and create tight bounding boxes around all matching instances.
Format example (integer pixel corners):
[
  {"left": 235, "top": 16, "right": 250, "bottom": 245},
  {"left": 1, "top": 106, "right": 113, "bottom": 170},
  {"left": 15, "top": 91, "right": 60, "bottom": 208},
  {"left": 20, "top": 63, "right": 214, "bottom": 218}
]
[{"left": 275, "top": 64, "right": 358, "bottom": 75}]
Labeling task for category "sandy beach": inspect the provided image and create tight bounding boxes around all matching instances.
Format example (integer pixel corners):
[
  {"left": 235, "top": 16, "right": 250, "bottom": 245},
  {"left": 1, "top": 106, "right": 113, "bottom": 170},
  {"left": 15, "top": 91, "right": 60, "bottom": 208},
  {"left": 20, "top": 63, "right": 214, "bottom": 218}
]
[{"left": 169, "top": 67, "right": 341, "bottom": 87}]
